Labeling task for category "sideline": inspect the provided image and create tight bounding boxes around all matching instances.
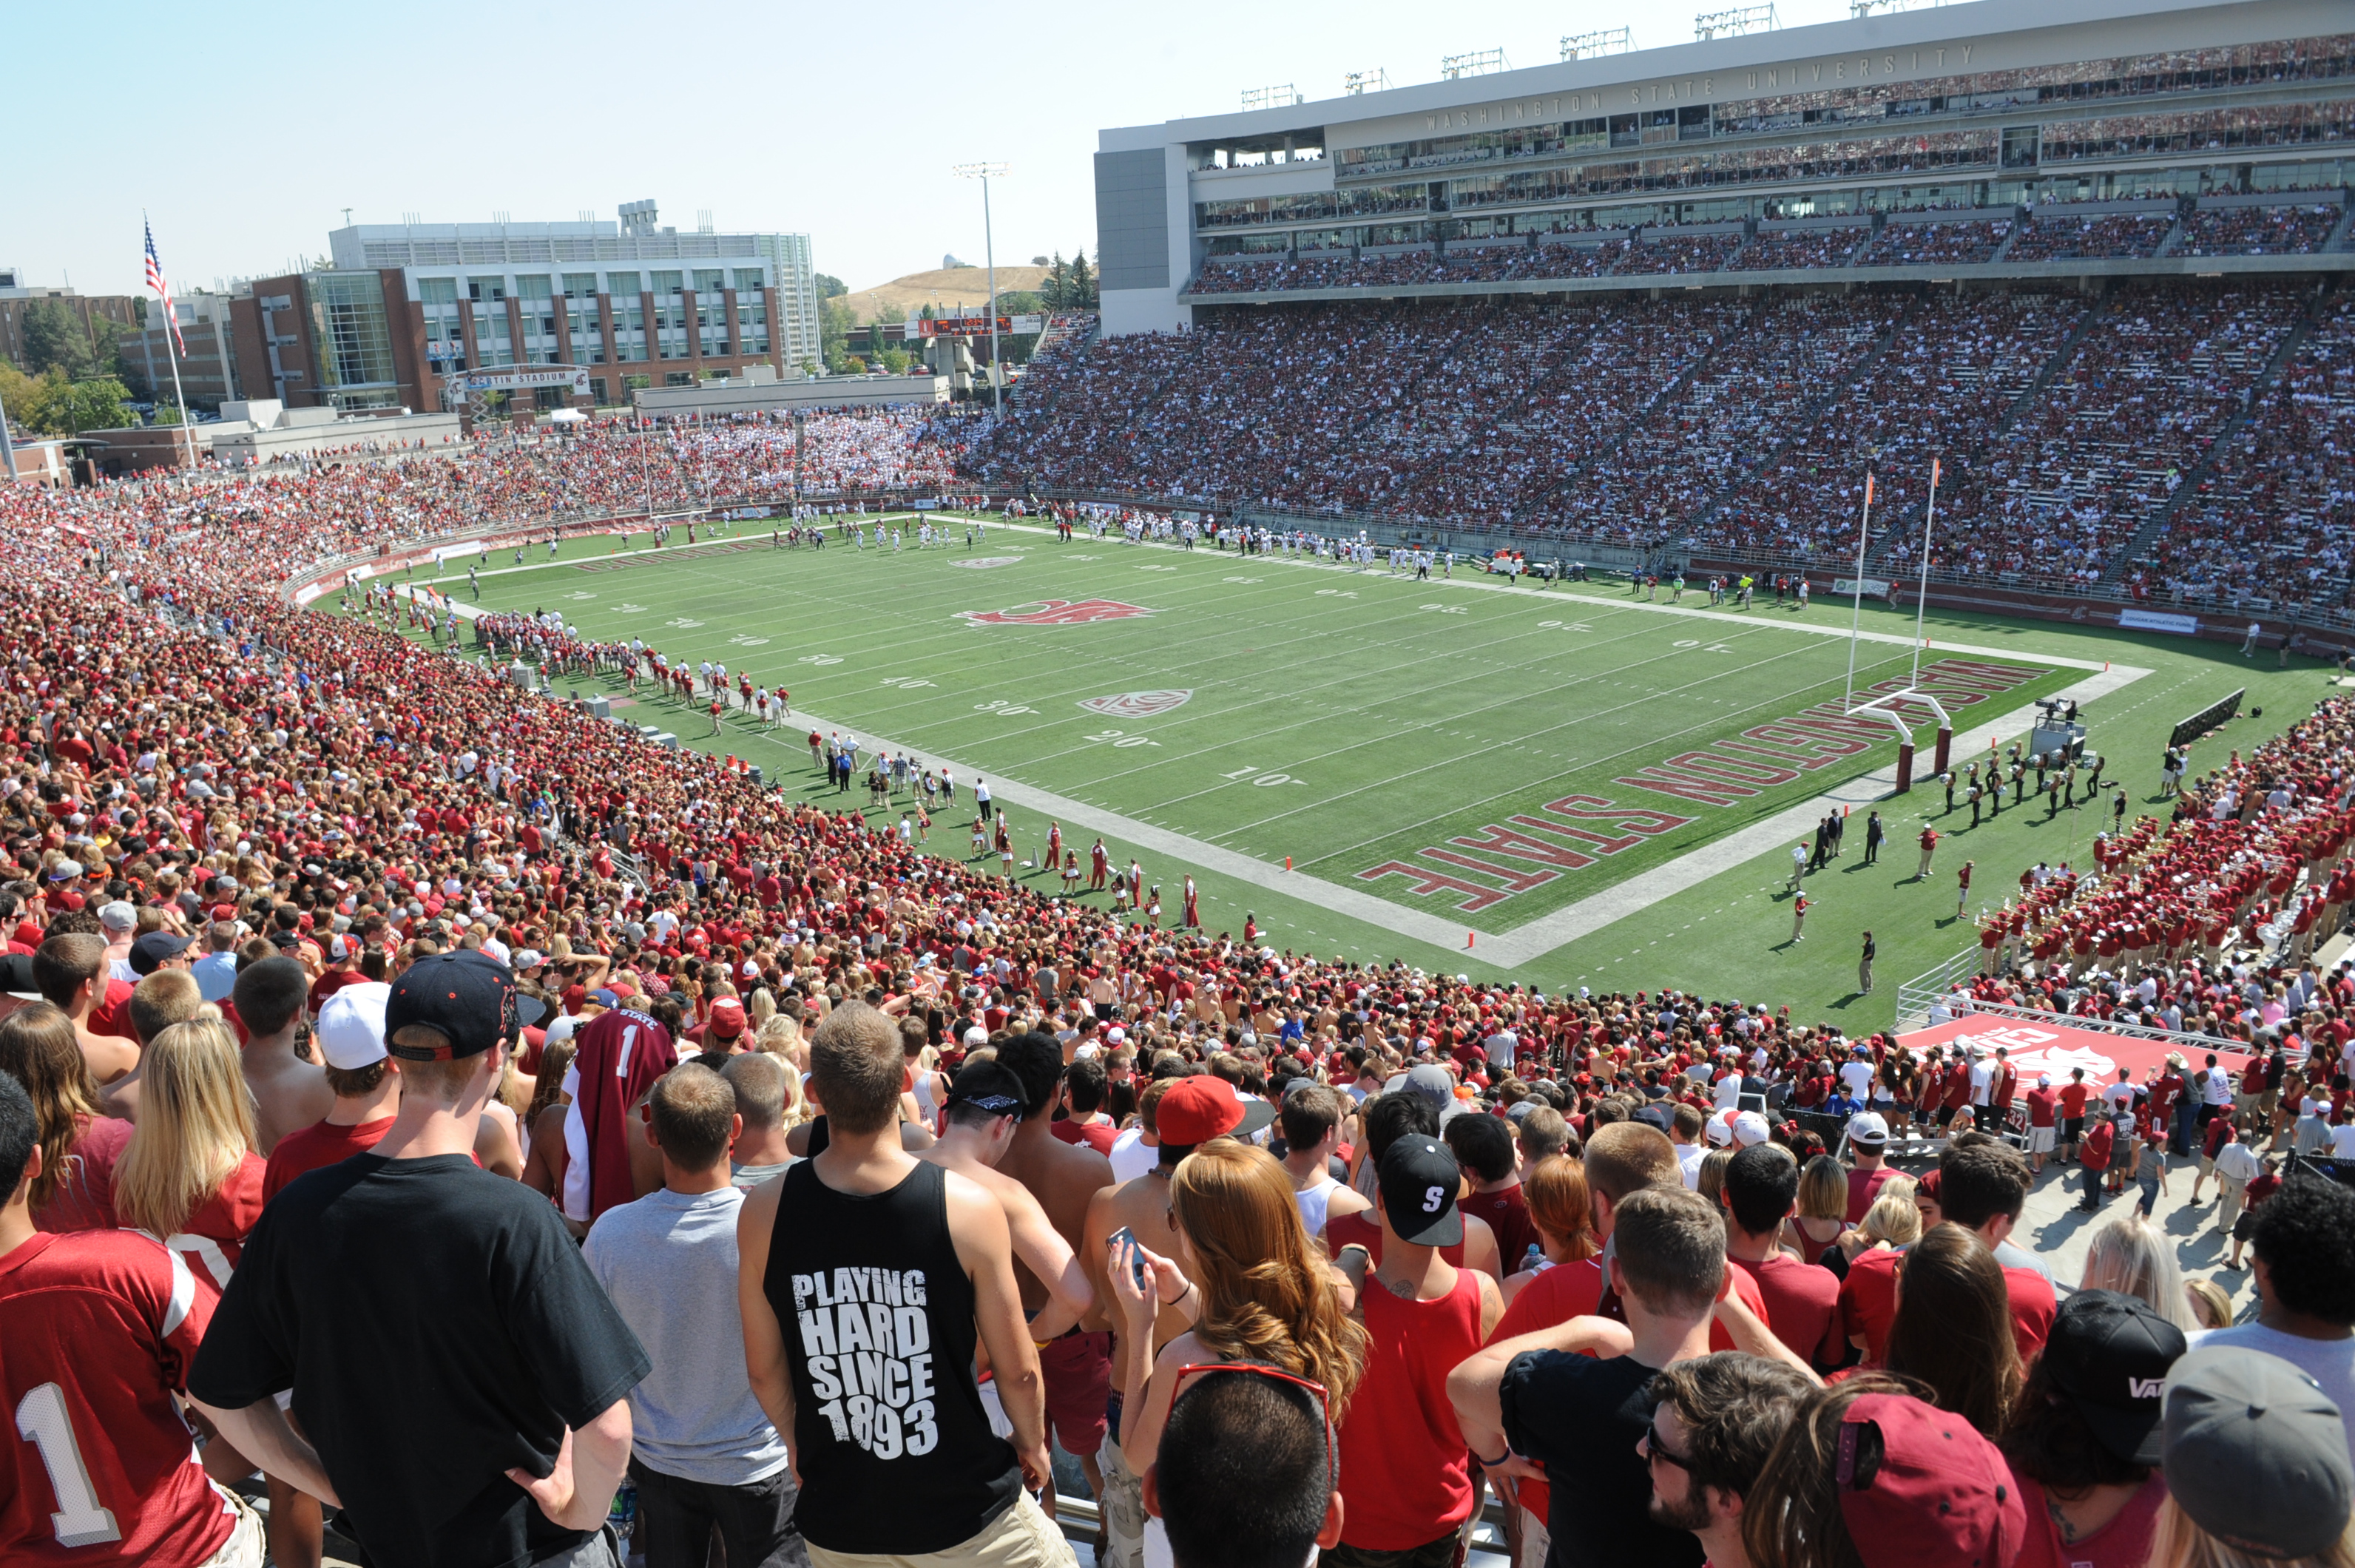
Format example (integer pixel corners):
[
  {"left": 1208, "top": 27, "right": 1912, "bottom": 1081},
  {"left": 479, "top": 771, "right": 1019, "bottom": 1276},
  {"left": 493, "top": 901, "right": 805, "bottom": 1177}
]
[{"left": 393, "top": 584, "right": 2148, "bottom": 970}]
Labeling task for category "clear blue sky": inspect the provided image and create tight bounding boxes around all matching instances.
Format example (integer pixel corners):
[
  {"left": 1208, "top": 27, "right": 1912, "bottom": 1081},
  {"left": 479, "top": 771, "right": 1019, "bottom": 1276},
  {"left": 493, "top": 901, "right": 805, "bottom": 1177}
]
[{"left": 11, "top": 0, "right": 1859, "bottom": 301}]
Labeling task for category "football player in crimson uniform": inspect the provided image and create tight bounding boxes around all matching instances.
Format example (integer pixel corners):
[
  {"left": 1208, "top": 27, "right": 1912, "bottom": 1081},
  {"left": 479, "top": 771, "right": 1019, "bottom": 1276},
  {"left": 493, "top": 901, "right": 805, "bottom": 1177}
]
[{"left": 0, "top": 1075, "right": 265, "bottom": 1567}]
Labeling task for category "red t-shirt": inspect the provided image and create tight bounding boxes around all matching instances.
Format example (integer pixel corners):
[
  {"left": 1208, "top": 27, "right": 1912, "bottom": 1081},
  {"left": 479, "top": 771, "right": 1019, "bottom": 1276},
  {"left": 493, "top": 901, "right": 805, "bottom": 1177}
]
[
  {"left": 2058, "top": 1083, "right": 2091, "bottom": 1119},
  {"left": 1727, "top": 1251, "right": 1845, "bottom": 1369},
  {"left": 1839, "top": 1245, "right": 1903, "bottom": 1362},
  {"left": 1050, "top": 1118, "right": 1118, "bottom": 1157},
  {"left": 1460, "top": 1185, "right": 1541, "bottom": 1276},
  {"left": 2006, "top": 1466, "right": 2163, "bottom": 1568},
  {"left": 0, "top": 1229, "right": 237, "bottom": 1568},
  {"left": 1845, "top": 1164, "right": 1894, "bottom": 1224},
  {"left": 1336, "top": 1265, "right": 1487, "bottom": 1550},
  {"left": 158, "top": 1154, "right": 266, "bottom": 1309},
  {"left": 36, "top": 1113, "right": 132, "bottom": 1234},
  {"left": 2026, "top": 1087, "right": 2058, "bottom": 1128},
  {"left": 263, "top": 1116, "right": 396, "bottom": 1203}
]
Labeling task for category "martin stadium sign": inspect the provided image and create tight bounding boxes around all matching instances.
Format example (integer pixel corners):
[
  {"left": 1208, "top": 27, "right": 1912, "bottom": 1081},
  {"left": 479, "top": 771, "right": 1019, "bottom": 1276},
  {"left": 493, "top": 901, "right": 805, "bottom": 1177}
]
[{"left": 447, "top": 367, "right": 591, "bottom": 402}]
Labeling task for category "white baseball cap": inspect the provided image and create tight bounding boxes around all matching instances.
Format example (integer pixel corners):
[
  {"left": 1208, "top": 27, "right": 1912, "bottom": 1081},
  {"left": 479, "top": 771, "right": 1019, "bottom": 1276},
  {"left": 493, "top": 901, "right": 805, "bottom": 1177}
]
[
  {"left": 1732, "top": 1110, "right": 1773, "bottom": 1147},
  {"left": 1848, "top": 1111, "right": 1891, "bottom": 1146},
  {"left": 317, "top": 982, "right": 392, "bottom": 1070},
  {"left": 962, "top": 1027, "right": 987, "bottom": 1048},
  {"left": 97, "top": 901, "right": 138, "bottom": 933},
  {"left": 1704, "top": 1112, "right": 1737, "bottom": 1148}
]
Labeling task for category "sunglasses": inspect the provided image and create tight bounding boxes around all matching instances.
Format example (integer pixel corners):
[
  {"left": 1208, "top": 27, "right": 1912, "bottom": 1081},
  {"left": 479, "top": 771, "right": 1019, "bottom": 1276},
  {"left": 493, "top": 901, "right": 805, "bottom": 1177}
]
[
  {"left": 1641, "top": 1417, "right": 1696, "bottom": 1476},
  {"left": 1174, "top": 1362, "right": 1336, "bottom": 1479},
  {"left": 951, "top": 1093, "right": 1023, "bottom": 1115}
]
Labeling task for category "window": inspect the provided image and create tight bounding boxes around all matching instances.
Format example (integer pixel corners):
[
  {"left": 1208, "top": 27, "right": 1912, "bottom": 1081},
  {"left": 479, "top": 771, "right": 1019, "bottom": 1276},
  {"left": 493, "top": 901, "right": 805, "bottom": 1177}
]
[
  {"left": 518, "top": 275, "right": 554, "bottom": 301},
  {"left": 2002, "top": 125, "right": 2041, "bottom": 167},
  {"left": 665, "top": 371, "right": 693, "bottom": 386},
  {"left": 733, "top": 267, "right": 766, "bottom": 291},
  {"left": 693, "top": 268, "right": 726, "bottom": 294},
  {"left": 466, "top": 277, "right": 507, "bottom": 303},
  {"left": 652, "top": 270, "right": 683, "bottom": 295},
  {"left": 608, "top": 271, "right": 642, "bottom": 297},
  {"left": 562, "top": 272, "right": 598, "bottom": 298},
  {"left": 420, "top": 277, "right": 458, "bottom": 305},
  {"left": 1678, "top": 105, "right": 1712, "bottom": 142},
  {"left": 590, "top": 377, "right": 609, "bottom": 405}
]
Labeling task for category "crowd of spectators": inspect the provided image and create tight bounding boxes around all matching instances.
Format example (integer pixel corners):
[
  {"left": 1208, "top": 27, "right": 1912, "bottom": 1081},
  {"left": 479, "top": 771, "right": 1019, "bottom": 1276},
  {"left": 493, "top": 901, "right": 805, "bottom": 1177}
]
[
  {"left": 1693, "top": 291, "right": 2085, "bottom": 561},
  {"left": 2176, "top": 200, "right": 2348, "bottom": 257},
  {"left": 6, "top": 408, "right": 2355, "bottom": 1567},
  {"left": 2005, "top": 207, "right": 2179, "bottom": 262},
  {"left": 1876, "top": 281, "right": 2309, "bottom": 592},
  {"left": 2126, "top": 294, "right": 2355, "bottom": 618},
  {"left": 1859, "top": 217, "right": 2013, "bottom": 266},
  {"left": 1729, "top": 225, "right": 1872, "bottom": 271}
]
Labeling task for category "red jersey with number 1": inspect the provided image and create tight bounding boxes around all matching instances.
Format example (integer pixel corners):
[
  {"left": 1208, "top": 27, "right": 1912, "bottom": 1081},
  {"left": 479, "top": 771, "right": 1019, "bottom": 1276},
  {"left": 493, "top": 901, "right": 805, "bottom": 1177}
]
[{"left": 0, "top": 1229, "right": 237, "bottom": 1567}]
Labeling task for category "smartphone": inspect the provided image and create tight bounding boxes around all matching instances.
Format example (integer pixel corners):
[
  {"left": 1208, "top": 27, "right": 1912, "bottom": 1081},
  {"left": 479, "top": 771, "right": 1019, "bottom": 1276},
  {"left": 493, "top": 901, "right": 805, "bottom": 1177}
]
[{"left": 1106, "top": 1226, "right": 1149, "bottom": 1291}]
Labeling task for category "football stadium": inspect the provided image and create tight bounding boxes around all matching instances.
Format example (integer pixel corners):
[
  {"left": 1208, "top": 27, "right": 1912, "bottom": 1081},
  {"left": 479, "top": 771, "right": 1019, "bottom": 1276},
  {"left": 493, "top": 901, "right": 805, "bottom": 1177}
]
[{"left": 9, "top": 0, "right": 2355, "bottom": 1564}]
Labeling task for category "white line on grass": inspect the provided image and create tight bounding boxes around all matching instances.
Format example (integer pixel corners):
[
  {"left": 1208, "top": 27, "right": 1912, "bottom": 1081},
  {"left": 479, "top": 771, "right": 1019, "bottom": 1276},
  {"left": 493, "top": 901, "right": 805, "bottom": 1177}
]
[{"left": 400, "top": 584, "right": 2150, "bottom": 969}]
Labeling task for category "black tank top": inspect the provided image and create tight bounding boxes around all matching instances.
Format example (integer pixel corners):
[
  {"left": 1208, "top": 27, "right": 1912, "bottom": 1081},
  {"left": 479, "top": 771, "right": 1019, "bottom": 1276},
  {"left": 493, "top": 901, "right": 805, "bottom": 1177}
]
[{"left": 763, "top": 1158, "right": 1018, "bottom": 1554}]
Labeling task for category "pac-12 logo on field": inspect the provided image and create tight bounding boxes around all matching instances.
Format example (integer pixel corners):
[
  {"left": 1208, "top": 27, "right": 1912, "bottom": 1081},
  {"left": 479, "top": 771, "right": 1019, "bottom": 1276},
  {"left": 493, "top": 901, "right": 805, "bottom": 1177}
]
[
  {"left": 959, "top": 599, "right": 1157, "bottom": 626},
  {"left": 1078, "top": 690, "right": 1192, "bottom": 718}
]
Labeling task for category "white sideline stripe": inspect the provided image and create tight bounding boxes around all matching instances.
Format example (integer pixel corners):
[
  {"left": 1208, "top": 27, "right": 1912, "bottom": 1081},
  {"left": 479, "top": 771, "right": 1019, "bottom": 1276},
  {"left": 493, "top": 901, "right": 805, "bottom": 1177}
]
[{"left": 394, "top": 564, "right": 2152, "bottom": 970}]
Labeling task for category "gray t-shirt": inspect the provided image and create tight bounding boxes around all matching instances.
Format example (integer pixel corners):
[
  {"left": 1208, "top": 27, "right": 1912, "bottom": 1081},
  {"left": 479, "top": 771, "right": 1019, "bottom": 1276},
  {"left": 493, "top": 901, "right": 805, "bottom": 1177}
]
[
  {"left": 582, "top": 1186, "right": 792, "bottom": 1486},
  {"left": 731, "top": 1158, "right": 798, "bottom": 1189},
  {"left": 2191, "top": 1323, "right": 2355, "bottom": 1457}
]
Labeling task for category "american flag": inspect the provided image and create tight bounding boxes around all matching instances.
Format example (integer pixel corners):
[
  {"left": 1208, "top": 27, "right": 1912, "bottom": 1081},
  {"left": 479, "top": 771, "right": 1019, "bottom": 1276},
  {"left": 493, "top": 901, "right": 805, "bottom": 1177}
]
[{"left": 143, "top": 218, "right": 186, "bottom": 356}]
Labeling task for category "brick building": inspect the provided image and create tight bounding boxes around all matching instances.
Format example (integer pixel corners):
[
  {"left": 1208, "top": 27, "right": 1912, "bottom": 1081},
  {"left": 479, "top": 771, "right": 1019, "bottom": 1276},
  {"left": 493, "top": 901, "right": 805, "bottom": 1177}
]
[{"left": 0, "top": 277, "right": 142, "bottom": 376}]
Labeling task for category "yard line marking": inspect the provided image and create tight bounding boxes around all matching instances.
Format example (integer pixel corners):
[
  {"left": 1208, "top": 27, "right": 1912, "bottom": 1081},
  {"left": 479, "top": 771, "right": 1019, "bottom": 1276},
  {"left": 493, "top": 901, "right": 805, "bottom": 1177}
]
[{"left": 402, "top": 586, "right": 2148, "bottom": 968}]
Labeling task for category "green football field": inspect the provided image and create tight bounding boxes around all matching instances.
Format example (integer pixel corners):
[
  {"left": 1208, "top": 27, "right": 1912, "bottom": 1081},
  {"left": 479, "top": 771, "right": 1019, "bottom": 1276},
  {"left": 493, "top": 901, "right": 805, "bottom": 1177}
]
[{"left": 370, "top": 517, "right": 2335, "bottom": 1024}]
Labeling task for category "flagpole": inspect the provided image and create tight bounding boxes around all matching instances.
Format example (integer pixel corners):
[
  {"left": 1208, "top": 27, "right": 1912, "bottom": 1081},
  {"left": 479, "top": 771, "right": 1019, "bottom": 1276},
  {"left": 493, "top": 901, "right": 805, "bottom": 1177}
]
[
  {"left": 1845, "top": 471, "right": 1874, "bottom": 713},
  {"left": 163, "top": 307, "right": 195, "bottom": 473},
  {"left": 1911, "top": 457, "right": 1942, "bottom": 690}
]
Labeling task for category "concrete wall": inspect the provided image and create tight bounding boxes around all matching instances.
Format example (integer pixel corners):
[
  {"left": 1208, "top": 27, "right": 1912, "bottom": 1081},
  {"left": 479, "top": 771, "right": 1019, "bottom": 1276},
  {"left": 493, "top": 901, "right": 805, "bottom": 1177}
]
[{"left": 631, "top": 375, "right": 947, "bottom": 416}]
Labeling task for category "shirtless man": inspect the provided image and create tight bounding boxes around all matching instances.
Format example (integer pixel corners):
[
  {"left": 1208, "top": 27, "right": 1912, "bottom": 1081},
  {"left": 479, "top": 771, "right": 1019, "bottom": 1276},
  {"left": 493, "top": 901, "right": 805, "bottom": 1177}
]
[
  {"left": 33, "top": 933, "right": 138, "bottom": 1085},
  {"left": 232, "top": 957, "right": 336, "bottom": 1156},
  {"left": 990, "top": 1033, "right": 1117, "bottom": 1510},
  {"left": 919, "top": 1058, "right": 1094, "bottom": 1340}
]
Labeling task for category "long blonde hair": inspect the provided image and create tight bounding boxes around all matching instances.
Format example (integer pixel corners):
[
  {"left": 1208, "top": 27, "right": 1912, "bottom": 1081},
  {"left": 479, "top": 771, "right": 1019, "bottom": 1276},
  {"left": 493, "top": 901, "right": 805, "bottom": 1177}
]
[
  {"left": 115, "top": 1018, "right": 255, "bottom": 1237},
  {"left": 2152, "top": 1493, "right": 2355, "bottom": 1568},
  {"left": 2082, "top": 1213, "right": 2197, "bottom": 1332},
  {"left": 1169, "top": 1140, "right": 1368, "bottom": 1419}
]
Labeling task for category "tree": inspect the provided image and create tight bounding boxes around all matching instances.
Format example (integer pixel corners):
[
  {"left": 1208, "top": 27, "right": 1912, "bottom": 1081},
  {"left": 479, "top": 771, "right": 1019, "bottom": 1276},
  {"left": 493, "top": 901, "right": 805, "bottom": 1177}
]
[
  {"left": 814, "top": 273, "right": 848, "bottom": 299},
  {"left": 150, "top": 402, "right": 184, "bottom": 426},
  {"left": 1067, "top": 249, "right": 1097, "bottom": 308},
  {"left": 820, "top": 294, "right": 855, "bottom": 374},
  {"left": 10, "top": 371, "right": 134, "bottom": 435},
  {"left": 1031, "top": 254, "right": 1049, "bottom": 266},
  {"left": 21, "top": 299, "right": 93, "bottom": 379}
]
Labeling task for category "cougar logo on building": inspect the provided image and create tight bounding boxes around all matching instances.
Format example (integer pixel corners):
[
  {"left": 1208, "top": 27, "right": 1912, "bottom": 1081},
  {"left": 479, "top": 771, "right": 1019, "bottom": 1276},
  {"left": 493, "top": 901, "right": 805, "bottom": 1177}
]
[
  {"left": 1078, "top": 690, "right": 1192, "bottom": 718},
  {"left": 959, "top": 599, "right": 1157, "bottom": 626}
]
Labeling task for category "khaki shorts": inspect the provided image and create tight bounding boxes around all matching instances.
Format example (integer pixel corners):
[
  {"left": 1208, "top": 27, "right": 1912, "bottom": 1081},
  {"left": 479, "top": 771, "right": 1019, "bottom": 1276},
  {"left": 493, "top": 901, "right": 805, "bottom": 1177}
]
[
  {"left": 202, "top": 1487, "right": 266, "bottom": 1568},
  {"left": 808, "top": 1493, "right": 1072, "bottom": 1568}
]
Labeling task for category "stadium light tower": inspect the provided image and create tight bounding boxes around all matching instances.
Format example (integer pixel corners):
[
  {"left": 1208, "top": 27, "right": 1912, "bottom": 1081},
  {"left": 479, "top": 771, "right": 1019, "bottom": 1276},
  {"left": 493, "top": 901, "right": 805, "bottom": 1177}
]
[
  {"left": 1560, "top": 27, "right": 1632, "bottom": 61},
  {"left": 1694, "top": 3, "right": 1778, "bottom": 39},
  {"left": 951, "top": 163, "right": 1010, "bottom": 416}
]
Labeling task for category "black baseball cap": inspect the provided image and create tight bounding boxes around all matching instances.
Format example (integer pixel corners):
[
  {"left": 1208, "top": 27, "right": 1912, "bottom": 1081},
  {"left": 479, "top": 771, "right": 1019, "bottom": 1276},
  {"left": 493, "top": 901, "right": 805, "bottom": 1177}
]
[
  {"left": 129, "top": 931, "right": 192, "bottom": 976},
  {"left": 385, "top": 950, "right": 520, "bottom": 1061},
  {"left": 2041, "top": 1288, "right": 2186, "bottom": 1466},
  {"left": 1376, "top": 1134, "right": 1464, "bottom": 1248},
  {"left": 0, "top": 952, "right": 37, "bottom": 1000}
]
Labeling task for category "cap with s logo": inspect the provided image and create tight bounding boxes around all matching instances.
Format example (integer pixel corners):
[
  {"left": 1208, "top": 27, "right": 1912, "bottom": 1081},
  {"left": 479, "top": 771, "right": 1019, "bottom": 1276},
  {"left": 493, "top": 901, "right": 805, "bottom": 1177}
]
[{"left": 1376, "top": 1134, "right": 1464, "bottom": 1248}]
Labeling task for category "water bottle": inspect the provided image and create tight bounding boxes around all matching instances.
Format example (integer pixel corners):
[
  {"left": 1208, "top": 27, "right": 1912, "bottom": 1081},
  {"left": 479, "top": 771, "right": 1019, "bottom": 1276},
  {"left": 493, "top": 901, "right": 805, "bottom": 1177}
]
[{"left": 608, "top": 1479, "right": 637, "bottom": 1541}]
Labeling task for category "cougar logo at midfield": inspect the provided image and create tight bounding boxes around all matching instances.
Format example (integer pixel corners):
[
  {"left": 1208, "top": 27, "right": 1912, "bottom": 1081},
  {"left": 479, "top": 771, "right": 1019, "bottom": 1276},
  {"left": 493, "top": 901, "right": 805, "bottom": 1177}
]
[
  {"left": 959, "top": 599, "right": 1156, "bottom": 626},
  {"left": 1078, "top": 690, "right": 1192, "bottom": 717}
]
